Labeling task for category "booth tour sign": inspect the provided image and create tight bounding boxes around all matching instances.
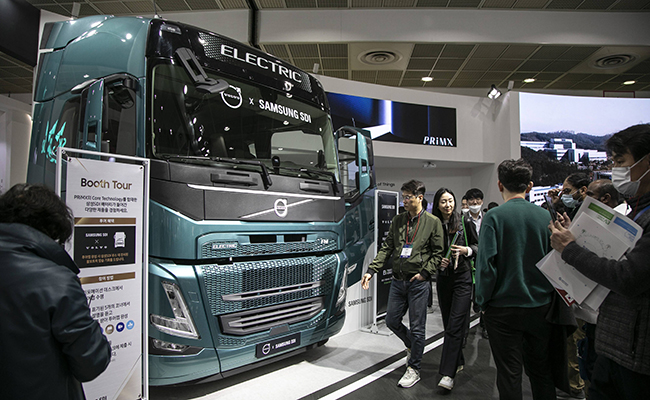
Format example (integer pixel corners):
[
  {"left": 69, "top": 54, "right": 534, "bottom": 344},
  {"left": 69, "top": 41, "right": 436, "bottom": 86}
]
[{"left": 63, "top": 153, "right": 149, "bottom": 400}]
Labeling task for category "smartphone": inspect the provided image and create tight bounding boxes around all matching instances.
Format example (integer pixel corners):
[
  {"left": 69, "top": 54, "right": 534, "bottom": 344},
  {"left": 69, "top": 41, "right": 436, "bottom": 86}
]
[{"left": 544, "top": 195, "right": 557, "bottom": 222}]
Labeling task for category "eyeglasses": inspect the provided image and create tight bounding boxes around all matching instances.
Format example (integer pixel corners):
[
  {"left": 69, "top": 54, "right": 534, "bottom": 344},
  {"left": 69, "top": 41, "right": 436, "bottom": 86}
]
[{"left": 403, "top": 194, "right": 419, "bottom": 201}]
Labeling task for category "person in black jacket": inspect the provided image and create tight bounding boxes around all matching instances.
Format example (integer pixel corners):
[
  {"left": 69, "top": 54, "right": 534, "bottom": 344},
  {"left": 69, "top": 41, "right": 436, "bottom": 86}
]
[
  {"left": 550, "top": 124, "right": 650, "bottom": 400},
  {"left": 432, "top": 188, "right": 478, "bottom": 391},
  {"left": 0, "top": 184, "right": 111, "bottom": 400}
]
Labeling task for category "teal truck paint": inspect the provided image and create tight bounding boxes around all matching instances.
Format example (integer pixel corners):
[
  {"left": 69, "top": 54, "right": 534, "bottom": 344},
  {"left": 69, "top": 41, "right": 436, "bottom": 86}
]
[{"left": 27, "top": 16, "right": 376, "bottom": 385}]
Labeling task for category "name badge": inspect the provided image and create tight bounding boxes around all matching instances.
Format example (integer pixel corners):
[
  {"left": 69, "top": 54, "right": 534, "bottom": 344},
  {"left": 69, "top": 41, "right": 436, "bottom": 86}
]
[{"left": 400, "top": 245, "right": 412, "bottom": 258}]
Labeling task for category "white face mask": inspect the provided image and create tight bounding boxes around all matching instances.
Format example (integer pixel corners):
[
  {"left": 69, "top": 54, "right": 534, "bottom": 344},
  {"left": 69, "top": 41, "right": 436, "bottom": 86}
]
[
  {"left": 469, "top": 205, "right": 482, "bottom": 214},
  {"left": 461, "top": 208, "right": 470, "bottom": 214},
  {"left": 561, "top": 193, "right": 579, "bottom": 209},
  {"left": 612, "top": 154, "right": 650, "bottom": 198}
]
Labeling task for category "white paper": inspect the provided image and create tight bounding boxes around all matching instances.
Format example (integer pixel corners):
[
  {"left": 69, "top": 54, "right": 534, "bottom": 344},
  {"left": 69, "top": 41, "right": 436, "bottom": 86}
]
[{"left": 537, "top": 197, "right": 642, "bottom": 308}]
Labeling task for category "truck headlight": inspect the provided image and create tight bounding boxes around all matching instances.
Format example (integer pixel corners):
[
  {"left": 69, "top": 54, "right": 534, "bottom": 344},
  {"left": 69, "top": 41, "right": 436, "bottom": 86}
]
[
  {"left": 150, "top": 281, "right": 200, "bottom": 339},
  {"left": 335, "top": 265, "right": 348, "bottom": 308}
]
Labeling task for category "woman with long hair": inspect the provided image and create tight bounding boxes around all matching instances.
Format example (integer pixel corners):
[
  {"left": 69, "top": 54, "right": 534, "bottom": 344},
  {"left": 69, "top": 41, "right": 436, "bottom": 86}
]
[{"left": 432, "top": 187, "right": 478, "bottom": 391}]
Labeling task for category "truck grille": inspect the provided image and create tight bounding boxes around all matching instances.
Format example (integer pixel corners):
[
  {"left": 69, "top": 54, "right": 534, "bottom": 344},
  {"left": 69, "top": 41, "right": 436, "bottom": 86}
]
[
  {"left": 198, "top": 235, "right": 337, "bottom": 259},
  {"left": 200, "top": 254, "right": 337, "bottom": 316},
  {"left": 219, "top": 298, "right": 324, "bottom": 336}
]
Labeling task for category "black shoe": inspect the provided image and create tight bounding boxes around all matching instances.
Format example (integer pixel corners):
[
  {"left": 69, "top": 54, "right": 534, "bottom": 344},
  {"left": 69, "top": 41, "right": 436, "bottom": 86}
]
[
  {"left": 556, "top": 388, "right": 586, "bottom": 399},
  {"left": 481, "top": 328, "right": 489, "bottom": 339}
]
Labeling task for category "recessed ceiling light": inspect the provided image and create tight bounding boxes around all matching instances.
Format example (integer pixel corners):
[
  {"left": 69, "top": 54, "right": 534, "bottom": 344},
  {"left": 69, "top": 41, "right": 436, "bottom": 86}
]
[
  {"left": 421, "top": 76, "right": 433, "bottom": 82},
  {"left": 523, "top": 78, "right": 536, "bottom": 83},
  {"left": 623, "top": 80, "right": 636, "bottom": 85}
]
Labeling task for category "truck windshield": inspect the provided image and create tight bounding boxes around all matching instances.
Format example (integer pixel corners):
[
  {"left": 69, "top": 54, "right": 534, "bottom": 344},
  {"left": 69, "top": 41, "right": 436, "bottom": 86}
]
[{"left": 151, "top": 63, "right": 339, "bottom": 181}]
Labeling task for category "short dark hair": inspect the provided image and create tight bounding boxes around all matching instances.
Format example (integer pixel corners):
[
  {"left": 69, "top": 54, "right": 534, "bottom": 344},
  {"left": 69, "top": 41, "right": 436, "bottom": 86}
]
[
  {"left": 464, "top": 188, "right": 484, "bottom": 201},
  {"left": 606, "top": 124, "right": 650, "bottom": 162},
  {"left": 565, "top": 172, "right": 591, "bottom": 190},
  {"left": 487, "top": 202, "right": 499, "bottom": 210},
  {"left": 591, "top": 179, "right": 620, "bottom": 204},
  {"left": 0, "top": 184, "right": 73, "bottom": 245},
  {"left": 498, "top": 159, "right": 533, "bottom": 193},
  {"left": 401, "top": 179, "right": 426, "bottom": 197}
]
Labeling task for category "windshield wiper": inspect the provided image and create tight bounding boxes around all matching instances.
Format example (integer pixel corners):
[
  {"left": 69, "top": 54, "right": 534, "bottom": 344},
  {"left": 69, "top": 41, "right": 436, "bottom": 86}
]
[
  {"left": 175, "top": 48, "right": 229, "bottom": 94},
  {"left": 274, "top": 166, "right": 339, "bottom": 195},
  {"left": 160, "top": 155, "right": 273, "bottom": 189}
]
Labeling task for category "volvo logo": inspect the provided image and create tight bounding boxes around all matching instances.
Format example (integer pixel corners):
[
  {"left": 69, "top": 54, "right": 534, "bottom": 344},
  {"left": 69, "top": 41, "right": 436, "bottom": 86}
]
[
  {"left": 284, "top": 81, "right": 294, "bottom": 92},
  {"left": 221, "top": 85, "right": 242, "bottom": 109},
  {"left": 274, "top": 199, "right": 288, "bottom": 218},
  {"left": 262, "top": 343, "right": 271, "bottom": 355}
]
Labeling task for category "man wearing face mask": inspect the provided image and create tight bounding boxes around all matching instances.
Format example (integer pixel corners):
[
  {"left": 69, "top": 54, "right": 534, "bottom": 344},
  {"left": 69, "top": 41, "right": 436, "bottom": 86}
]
[
  {"left": 465, "top": 188, "right": 484, "bottom": 236},
  {"left": 555, "top": 173, "right": 591, "bottom": 220},
  {"left": 549, "top": 124, "right": 650, "bottom": 400}
]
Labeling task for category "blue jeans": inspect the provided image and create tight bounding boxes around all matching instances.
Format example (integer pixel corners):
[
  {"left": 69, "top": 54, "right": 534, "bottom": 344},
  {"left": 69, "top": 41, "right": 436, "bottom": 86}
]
[{"left": 385, "top": 278, "right": 431, "bottom": 370}]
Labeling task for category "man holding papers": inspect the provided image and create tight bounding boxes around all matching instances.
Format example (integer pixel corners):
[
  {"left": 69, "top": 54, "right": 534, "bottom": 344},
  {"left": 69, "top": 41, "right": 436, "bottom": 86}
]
[{"left": 550, "top": 124, "right": 650, "bottom": 400}]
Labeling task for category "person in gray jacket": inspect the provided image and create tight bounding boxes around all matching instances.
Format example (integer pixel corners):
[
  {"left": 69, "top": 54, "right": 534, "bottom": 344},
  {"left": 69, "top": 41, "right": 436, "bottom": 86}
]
[
  {"left": 0, "top": 184, "right": 111, "bottom": 400},
  {"left": 549, "top": 124, "right": 650, "bottom": 400}
]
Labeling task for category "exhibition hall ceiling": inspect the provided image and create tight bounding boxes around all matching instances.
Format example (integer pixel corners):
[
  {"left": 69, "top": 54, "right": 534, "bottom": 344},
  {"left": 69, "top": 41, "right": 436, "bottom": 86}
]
[{"left": 1, "top": 1, "right": 649, "bottom": 95}]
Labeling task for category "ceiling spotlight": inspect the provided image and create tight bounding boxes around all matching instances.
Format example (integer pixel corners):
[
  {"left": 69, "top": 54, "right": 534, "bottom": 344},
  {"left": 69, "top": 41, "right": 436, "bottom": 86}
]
[
  {"left": 487, "top": 84, "right": 502, "bottom": 100},
  {"left": 523, "top": 78, "right": 536, "bottom": 83},
  {"left": 623, "top": 80, "right": 636, "bottom": 85},
  {"left": 421, "top": 76, "right": 433, "bottom": 82}
]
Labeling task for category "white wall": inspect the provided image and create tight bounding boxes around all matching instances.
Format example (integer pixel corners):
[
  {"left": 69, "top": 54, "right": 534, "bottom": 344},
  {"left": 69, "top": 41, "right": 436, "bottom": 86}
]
[{"left": 0, "top": 95, "right": 32, "bottom": 193}]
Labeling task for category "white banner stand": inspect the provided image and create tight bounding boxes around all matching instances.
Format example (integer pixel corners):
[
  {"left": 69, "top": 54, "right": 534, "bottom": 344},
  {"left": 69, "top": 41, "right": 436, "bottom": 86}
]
[{"left": 56, "top": 147, "right": 149, "bottom": 400}]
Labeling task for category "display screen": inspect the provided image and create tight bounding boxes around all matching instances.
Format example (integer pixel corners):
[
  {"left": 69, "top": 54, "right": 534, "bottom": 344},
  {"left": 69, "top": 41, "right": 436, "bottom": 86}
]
[
  {"left": 0, "top": 0, "right": 40, "bottom": 66},
  {"left": 327, "top": 92, "right": 457, "bottom": 147}
]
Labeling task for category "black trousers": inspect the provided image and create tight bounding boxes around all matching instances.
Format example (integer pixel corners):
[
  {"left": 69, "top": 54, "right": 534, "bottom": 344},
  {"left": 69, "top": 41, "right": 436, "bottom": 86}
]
[
  {"left": 589, "top": 355, "right": 650, "bottom": 400},
  {"left": 436, "top": 268, "right": 472, "bottom": 377},
  {"left": 483, "top": 303, "right": 556, "bottom": 400}
]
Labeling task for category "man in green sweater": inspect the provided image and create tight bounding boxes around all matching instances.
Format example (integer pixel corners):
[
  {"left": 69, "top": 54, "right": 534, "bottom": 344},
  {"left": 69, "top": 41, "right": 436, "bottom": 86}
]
[
  {"left": 362, "top": 179, "right": 444, "bottom": 388},
  {"left": 475, "top": 159, "right": 556, "bottom": 400}
]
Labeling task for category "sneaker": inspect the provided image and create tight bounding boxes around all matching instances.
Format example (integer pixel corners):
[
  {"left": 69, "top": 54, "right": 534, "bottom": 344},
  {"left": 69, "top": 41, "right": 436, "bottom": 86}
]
[
  {"left": 398, "top": 367, "right": 420, "bottom": 388},
  {"left": 405, "top": 348, "right": 411, "bottom": 366},
  {"left": 438, "top": 375, "right": 454, "bottom": 390}
]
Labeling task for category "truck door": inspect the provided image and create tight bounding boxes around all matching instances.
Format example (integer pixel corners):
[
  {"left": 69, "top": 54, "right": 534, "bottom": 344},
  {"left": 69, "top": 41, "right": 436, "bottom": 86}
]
[{"left": 337, "top": 127, "right": 376, "bottom": 285}]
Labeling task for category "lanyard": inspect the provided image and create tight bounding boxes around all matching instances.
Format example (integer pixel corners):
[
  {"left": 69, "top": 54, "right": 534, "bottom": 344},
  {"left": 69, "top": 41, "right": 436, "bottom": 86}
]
[
  {"left": 633, "top": 204, "right": 650, "bottom": 222},
  {"left": 406, "top": 212, "right": 421, "bottom": 245}
]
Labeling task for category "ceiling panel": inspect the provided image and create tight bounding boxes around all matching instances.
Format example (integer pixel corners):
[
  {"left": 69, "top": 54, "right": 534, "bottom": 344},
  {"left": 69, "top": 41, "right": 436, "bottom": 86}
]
[{"left": 4, "top": 4, "right": 650, "bottom": 96}]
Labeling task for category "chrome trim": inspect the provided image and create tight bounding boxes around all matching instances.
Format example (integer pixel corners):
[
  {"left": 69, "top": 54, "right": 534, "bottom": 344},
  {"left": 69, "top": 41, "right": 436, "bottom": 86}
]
[
  {"left": 187, "top": 183, "right": 341, "bottom": 200},
  {"left": 240, "top": 199, "right": 313, "bottom": 219},
  {"left": 222, "top": 281, "right": 323, "bottom": 301}
]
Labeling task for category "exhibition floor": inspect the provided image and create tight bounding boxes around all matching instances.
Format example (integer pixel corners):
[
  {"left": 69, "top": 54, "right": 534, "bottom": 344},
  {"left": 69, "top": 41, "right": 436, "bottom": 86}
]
[{"left": 150, "top": 299, "right": 532, "bottom": 400}]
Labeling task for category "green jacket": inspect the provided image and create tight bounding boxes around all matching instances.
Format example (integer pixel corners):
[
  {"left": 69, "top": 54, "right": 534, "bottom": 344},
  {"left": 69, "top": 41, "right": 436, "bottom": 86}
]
[{"left": 368, "top": 210, "right": 444, "bottom": 280}]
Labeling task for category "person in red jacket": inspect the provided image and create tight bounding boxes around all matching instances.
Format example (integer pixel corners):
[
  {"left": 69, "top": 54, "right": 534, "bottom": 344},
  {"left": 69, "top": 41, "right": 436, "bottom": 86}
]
[{"left": 0, "top": 184, "right": 111, "bottom": 400}]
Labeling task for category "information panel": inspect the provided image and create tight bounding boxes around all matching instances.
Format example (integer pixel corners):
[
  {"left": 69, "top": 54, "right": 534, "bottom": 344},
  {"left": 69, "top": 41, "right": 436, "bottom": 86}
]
[
  {"left": 63, "top": 154, "right": 148, "bottom": 400},
  {"left": 375, "top": 191, "right": 398, "bottom": 317}
]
